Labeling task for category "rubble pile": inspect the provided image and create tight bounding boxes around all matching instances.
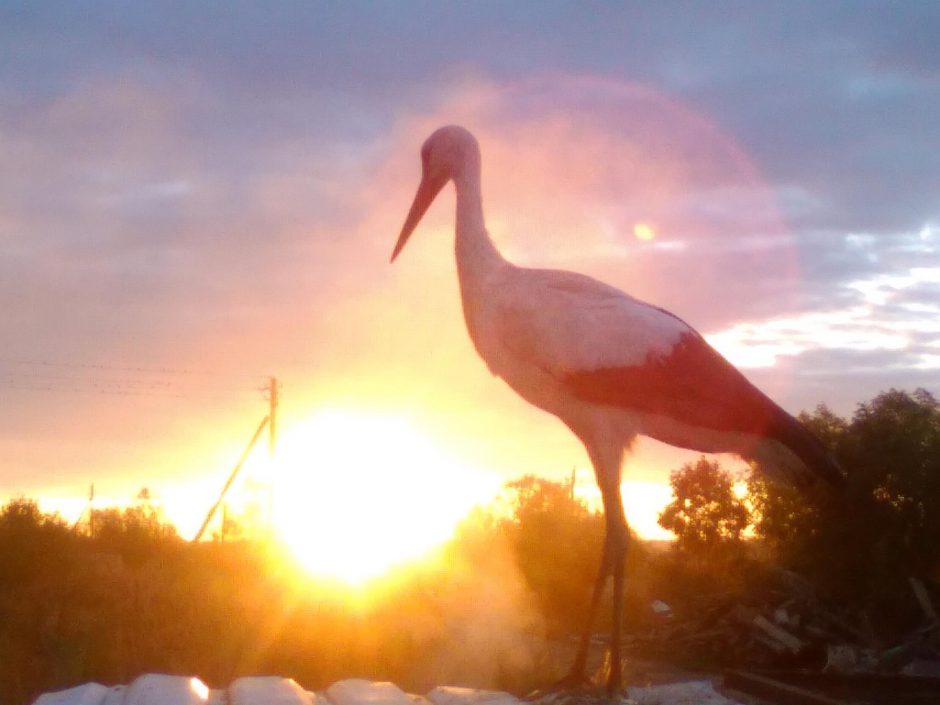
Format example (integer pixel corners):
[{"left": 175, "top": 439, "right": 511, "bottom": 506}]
[{"left": 631, "top": 574, "right": 940, "bottom": 676}]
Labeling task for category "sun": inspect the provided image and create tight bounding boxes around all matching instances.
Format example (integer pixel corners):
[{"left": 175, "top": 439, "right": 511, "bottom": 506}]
[{"left": 266, "top": 410, "right": 496, "bottom": 584}]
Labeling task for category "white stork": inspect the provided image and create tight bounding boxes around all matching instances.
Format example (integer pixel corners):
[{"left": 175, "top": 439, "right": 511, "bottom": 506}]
[{"left": 390, "top": 125, "right": 843, "bottom": 695}]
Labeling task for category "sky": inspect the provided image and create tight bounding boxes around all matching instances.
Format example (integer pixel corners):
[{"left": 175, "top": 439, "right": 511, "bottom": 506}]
[{"left": 1, "top": 2, "right": 939, "bottom": 543}]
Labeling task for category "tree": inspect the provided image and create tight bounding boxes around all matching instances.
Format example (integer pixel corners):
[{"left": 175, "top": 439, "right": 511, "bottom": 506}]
[
  {"left": 659, "top": 456, "right": 749, "bottom": 555},
  {"left": 91, "top": 489, "right": 180, "bottom": 567},
  {"left": 748, "top": 389, "right": 940, "bottom": 634},
  {"left": 500, "top": 476, "right": 605, "bottom": 631},
  {"left": 746, "top": 403, "right": 847, "bottom": 560},
  {"left": 0, "top": 498, "right": 72, "bottom": 585}
]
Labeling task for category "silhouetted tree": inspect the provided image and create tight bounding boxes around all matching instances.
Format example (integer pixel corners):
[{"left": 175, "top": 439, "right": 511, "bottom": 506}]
[
  {"left": 501, "top": 475, "right": 605, "bottom": 631},
  {"left": 0, "top": 498, "right": 72, "bottom": 585},
  {"left": 659, "top": 456, "right": 749, "bottom": 555},
  {"left": 748, "top": 389, "right": 940, "bottom": 634},
  {"left": 91, "top": 490, "right": 179, "bottom": 567}
]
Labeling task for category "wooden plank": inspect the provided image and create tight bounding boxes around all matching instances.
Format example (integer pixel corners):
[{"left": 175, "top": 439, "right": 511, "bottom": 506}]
[
  {"left": 752, "top": 615, "right": 804, "bottom": 653},
  {"left": 769, "top": 671, "right": 940, "bottom": 699},
  {"left": 723, "top": 671, "right": 864, "bottom": 705},
  {"left": 910, "top": 578, "right": 938, "bottom": 623},
  {"left": 732, "top": 604, "right": 804, "bottom": 654}
]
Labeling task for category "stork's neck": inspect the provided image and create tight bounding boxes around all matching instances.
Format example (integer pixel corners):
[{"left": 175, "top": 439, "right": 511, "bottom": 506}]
[{"left": 453, "top": 168, "right": 507, "bottom": 293}]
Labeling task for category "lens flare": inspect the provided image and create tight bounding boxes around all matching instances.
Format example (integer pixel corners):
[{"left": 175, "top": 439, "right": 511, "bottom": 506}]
[{"left": 633, "top": 223, "right": 656, "bottom": 241}]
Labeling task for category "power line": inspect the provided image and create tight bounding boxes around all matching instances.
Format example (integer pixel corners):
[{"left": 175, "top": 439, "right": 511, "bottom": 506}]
[
  {"left": 5, "top": 372, "right": 262, "bottom": 393},
  {"left": 0, "top": 358, "right": 270, "bottom": 399},
  {"left": 0, "top": 357, "right": 264, "bottom": 381},
  {"left": 0, "top": 379, "right": 252, "bottom": 401}
]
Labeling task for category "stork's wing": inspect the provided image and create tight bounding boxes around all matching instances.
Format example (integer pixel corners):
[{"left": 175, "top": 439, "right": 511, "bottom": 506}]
[
  {"left": 565, "top": 334, "right": 844, "bottom": 488},
  {"left": 492, "top": 267, "right": 844, "bottom": 488},
  {"left": 566, "top": 330, "right": 782, "bottom": 437},
  {"left": 492, "top": 268, "right": 693, "bottom": 376}
]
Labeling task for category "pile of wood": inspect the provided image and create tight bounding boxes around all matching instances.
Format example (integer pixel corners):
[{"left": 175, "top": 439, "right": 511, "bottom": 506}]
[{"left": 629, "top": 573, "right": 940, "bottom": 675}]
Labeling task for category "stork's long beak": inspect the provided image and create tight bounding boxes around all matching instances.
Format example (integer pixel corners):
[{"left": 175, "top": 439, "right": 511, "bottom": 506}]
[{"left": 390, "top": 171, "right": 448, "bottom": 262}]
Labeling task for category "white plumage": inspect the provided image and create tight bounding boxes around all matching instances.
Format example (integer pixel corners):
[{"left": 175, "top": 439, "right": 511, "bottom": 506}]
[{"left": 391, "top": 125, "right": 842, "bottom": 694}]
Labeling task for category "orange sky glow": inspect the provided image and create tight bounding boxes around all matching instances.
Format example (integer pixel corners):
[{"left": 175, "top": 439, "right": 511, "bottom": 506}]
[
  {"left": 4, "top": 5, "right": 940, "bottom": 592},
  {"left": 2, "top": 75, "right": 887, "bottom": 581}
]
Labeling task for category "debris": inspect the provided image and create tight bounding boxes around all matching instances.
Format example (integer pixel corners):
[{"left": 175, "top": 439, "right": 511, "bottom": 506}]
[
  {"left": 901, "top": 658, "right": 940, "bottom": 678},
  {"left": 726, "top": 669, "right": 940, "bottom": 705},
  {"left": 630, "top": 571, "right": 940, "bottom": 676},
  {"left": 909, "top": 578, "right": 938, "bottom": 625},
  {"left": 733, "top": 607, "right": 804, "bottom": 654},
  {"left": 627, "top": 680, "right": 743, "bottom": 705},
  {"left": 822, "top": 645, "right": 878, "bottom": 674},
  {"left": 724, "top": 670, "right": 859, "bottom": 705},
  {"left": 650, "top": 600, "right": 673, "bottom": 618}
]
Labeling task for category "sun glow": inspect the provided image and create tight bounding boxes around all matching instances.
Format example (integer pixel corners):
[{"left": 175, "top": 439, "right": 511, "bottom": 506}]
[
  {"left": 633, "top": 222, "right": 656, "bottom": 241},
  {"left": 267, "top": 410, "right": 497, "bottom": 584}
]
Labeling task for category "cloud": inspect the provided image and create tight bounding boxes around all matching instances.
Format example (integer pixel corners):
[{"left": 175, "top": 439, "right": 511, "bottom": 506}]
[
  {"left": 706, "top": 258, "right": 940, "bottom": 412},
  {"left": 2, "top": 4, "right": 938, "bottom": 501}
]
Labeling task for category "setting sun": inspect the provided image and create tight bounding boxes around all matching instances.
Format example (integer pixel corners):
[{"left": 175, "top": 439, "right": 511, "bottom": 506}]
[{"left": 264, "top": 410, "right": 498, "bottom": 584}]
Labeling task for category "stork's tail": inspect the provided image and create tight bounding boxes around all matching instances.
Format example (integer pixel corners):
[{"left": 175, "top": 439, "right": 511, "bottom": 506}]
[{"left": 768, "top": 410, "right": 846, "bottom": 490}]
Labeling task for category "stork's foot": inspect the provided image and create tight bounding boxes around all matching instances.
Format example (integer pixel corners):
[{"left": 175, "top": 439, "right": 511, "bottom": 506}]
[
  {"left": 604, "top": 674, "right": 623, "bottom": 700},
  {"left": 524, "top": 663, "right": 624, "bottom": 703},
  {"left": 522, "top": 665, "right": 593, "bottom": 701},
  {"left": 599, "top": 649, "right": 625, "bottom": 700},
  {"left": 554, "top": 666, "right": 594, "bottom": 690},
  {"left": 523, "top": 676, "right": 586, "bottom": 701}
]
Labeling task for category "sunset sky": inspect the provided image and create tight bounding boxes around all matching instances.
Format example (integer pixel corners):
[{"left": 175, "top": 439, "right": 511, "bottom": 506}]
[{"left": 2, "top": 3, "right": 939, "bottom": 551}]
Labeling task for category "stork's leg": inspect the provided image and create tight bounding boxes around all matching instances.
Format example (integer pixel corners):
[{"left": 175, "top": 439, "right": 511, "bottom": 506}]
[
  {"left": 566, "top": 527, "right": 612, "bottom": 682},
  {"left": 564, "top": 442, "right": 628, "bottom": 694},
  {"left": 599, "top": 478, "right": 629, "bottom": 696}
]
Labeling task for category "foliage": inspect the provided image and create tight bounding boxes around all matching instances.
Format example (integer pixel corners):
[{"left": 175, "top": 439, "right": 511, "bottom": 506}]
[
  {"left": 0, "top": 498, "right": 73, "bottom": 583},
  {"left": 90, "top": 496, "right": 180, "bottom": 568},
  {"left": 749, "top": 389, "right": 940, "bottom": 633},
  {"left": 658, "top": 457, "right": 749, "bottom": 555},
  {"left": 499, "top": 475, "right": 654, "bottom": 633},
  {"left": 653, "top": 457, "right": 754, "bottom": 602},
  {"left": 654, "top": 389, "right": 940, "bottom": 635},
  {"left": 0, "top": 493, "right": 557, "bottom": 704},
  {"left": 499, "top": 475, "right": 605, "bottom": 632}
]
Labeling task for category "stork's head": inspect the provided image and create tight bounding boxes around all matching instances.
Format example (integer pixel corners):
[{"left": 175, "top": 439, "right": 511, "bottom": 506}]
[{"left": 391, "top": 125, "right": 480, "bottom": 262}]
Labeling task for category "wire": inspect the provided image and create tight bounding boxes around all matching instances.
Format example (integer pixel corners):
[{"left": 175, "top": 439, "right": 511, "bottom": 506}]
[
  {"left": 0, "top": 358, "right": 271, "bottom": 399},
  {"left": 0, "top": 357, "right": 265, "bottom": 381},
  {"left": 0, "top": 380, "right": 246, "bottom": 401}
]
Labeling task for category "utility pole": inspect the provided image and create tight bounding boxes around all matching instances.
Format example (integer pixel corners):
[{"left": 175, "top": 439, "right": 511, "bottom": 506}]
[
  {"left": 192, "top": 416, "right": 270, "bottom": 542},
  {"left": 267, "top": 376, "right": 279, "bottom": 457},
  {"left": 266, "top": 376, "right": 279, "bottom": 535},
  {"left": 88, "top": 483, "right": 95, "bottom": 537},
  {"left": 191, "top": 376, "right": 281, "bottom": 543}
]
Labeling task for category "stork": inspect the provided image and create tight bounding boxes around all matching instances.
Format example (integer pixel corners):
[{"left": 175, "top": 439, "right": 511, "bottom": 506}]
[{"left": 390, "top": 125, "right": 843, "bottom": 695}]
